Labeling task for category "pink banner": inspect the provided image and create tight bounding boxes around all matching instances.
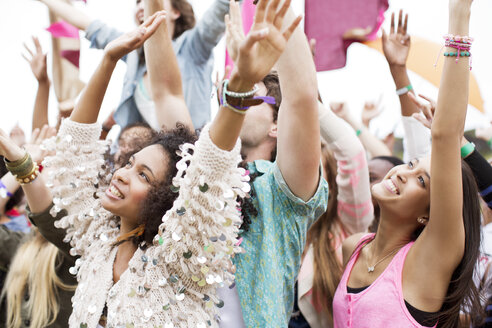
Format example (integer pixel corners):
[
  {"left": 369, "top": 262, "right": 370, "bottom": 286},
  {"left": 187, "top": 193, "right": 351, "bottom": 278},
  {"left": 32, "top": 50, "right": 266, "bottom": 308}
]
[
  {"left": 304, "top": 0, "right": 389, "bottom": 71},
  {"left": 61, "top": 49, "right": 80, "bottom": 68},
  {"left": 46, "top": 20, "right": 80, "bottom": 39}
]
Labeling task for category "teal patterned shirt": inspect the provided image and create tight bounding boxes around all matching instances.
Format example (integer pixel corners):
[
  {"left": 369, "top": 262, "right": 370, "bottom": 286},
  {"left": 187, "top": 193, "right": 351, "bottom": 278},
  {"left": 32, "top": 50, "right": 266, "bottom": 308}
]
[{"left": 233, "top": 160, "right": 328, "bottom": 327}]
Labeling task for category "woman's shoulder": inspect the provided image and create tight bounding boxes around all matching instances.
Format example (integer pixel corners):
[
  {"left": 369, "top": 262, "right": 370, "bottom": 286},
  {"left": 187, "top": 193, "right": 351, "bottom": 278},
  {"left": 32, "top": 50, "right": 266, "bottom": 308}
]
[{"left": 342, "top": 232, "right": 372, "bottom": 267}]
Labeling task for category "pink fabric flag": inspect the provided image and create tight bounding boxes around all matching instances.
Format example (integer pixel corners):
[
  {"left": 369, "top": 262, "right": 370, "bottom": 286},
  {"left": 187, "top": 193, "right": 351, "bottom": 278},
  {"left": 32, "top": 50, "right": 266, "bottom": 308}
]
[
  {"left": 224, "top": 0, "right": 256, "bottom": 73},
  {"left": 46, "top": 20, "right": 80, "bottom": 39},
  {"left": 60, "top": 49, "right": 80, "bottom": 68},
  {"left": 305, "top": 0, "right": 389, "bottom": 71}
]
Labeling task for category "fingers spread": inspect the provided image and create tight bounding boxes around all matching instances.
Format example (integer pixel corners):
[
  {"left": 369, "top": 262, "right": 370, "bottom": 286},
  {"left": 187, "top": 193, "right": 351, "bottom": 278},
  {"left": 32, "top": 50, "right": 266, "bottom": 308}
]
[
  {"left": 274, "top": 0, "right": 291, "bottom": 29},
  {"left": 390, "top": 12, "right": 395, "bottom": 35},
  {"left": 283, "top": 15, "right": 301, "bottom": 41},
  {"left": 254, "top": 0, "right": 268, "bottom": 23},
  {"left": 23, "top": 43, "right": 34, "bottom": 58},
  {"left": 403, "top": 13, "right": 408, "bottom": 34},
  {"left": 265, "top": 0, "right": 281, "bottom": 24}
]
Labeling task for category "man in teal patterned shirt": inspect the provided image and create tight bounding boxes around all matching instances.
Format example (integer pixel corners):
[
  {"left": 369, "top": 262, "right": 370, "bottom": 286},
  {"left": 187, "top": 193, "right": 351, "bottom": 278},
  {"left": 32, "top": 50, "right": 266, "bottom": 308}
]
[{"left": 228, "top": 2, "right": 329, "bottom": 327}]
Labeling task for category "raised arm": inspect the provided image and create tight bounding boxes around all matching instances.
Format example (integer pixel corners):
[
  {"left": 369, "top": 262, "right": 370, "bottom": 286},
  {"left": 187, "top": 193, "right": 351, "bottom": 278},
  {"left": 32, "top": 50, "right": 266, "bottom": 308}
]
[
  {"left": 319, "top": 103, "right": 373, "bottom": 234},
  {"left": 144, "top": 0, "right": 193, "bottom": 130},
  {"left": 275, "top": 5, "right": 320, "bottom": 201},
  {"left": 38, "top": 0, "right": 92, "bottom": 31},
  {"left": 421, "top": 0, "right": 472, "bottom": 269},
  {"left": 23, "top": 37, "right": 50, "bottom": 131},
  {"left": 211, "top": 0, "right": 300, "bottom": 150},
  {"left": 70, "top": 12, "right": 166, "bottom": 124},
  {"left": 382, "top": 11, "right": 431, "bottom": 161}
]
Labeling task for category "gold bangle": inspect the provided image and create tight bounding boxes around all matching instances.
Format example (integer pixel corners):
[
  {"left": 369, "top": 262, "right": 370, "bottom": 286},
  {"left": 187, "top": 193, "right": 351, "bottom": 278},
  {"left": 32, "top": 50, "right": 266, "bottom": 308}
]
[
  {"left": 4, "top": 152, "right": 29, "bottom": 168},
  {"left": 16, "top": 164, "right": 40, "bottom": 185},
  {"left": 6, "top": 155, "right": 34, "bottom": 178}
]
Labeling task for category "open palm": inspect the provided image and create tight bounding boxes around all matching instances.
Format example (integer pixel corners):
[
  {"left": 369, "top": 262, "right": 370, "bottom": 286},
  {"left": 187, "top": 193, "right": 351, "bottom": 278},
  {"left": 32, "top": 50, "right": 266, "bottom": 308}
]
[
  {"left": 226, "top": 0, "right": 301, "bottom": 83},
  {"left": 382, "top": 10, "right": 410, "bottom": 67},
  {"left": 104, "top": 11, "right": 166, "bottom": 62}
]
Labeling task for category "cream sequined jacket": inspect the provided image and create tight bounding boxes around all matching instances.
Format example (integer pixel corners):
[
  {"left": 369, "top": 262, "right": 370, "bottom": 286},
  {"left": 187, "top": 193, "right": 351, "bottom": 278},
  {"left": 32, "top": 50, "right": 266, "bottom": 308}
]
[{"left": 41, "top": 119, "right": 247, "bottom": 328}]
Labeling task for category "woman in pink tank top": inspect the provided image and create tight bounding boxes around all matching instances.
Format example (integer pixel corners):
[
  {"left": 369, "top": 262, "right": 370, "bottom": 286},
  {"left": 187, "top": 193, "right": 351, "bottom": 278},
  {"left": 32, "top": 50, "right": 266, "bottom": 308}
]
[{"left": 333, "top": 1, "right": 484, "bottom": 327}]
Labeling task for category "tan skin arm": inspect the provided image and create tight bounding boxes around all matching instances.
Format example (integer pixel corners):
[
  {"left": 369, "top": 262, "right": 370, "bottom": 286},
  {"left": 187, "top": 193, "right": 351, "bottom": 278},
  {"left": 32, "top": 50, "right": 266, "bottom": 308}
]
[
  {"left": 403, "top": 0, "right": 472, "bottom": 312},
  {"left": 23, "top": 37, "right": 50, "bottom": 131},
  {"left": 382, "top": 11, "right": 421, "bottom": 118},
  {"left": 143, "top": 0, "right": 194, "bottom": 131},
  {"left": 275, "top": 6, "right": 321, "bottom": 202}
]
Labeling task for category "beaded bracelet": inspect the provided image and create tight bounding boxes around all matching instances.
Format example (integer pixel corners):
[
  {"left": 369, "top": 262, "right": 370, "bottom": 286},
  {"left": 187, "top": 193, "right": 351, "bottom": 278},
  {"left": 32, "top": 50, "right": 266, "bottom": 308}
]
[
  {"left": 435, "top": 34, "right": 474, "bottom": 70},
  {"left": 0, "top": 180, "right": 13, "bottom": 198},
  {"left": 444, "top": 51, "right": 471, "bottom": 57}
]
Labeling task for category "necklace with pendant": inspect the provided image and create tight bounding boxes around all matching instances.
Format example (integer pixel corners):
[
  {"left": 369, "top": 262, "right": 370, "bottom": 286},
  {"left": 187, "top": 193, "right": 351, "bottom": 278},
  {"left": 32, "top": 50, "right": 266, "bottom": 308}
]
[{"left": 365, "top": 243, "right": 403, "bottom": 273}]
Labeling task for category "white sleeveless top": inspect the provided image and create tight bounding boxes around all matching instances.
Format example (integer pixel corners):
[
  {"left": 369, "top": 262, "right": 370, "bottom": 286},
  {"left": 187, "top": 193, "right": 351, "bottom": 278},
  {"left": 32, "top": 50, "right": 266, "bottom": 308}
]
[{"left": 133, "top": 78, "right": 161, "bottom": 131}]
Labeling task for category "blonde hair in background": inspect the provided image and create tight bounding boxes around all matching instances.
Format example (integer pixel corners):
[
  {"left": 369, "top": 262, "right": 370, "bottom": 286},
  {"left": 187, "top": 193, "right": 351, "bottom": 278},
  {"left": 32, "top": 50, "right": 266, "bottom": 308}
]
[{"left": 1, "top": 231, "right": 76, "bottom": 328}]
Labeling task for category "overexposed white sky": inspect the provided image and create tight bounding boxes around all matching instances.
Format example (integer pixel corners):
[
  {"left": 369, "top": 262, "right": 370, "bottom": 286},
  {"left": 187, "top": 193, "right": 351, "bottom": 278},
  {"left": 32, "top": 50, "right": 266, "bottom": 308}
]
[{"left": 1, "top": 0, "right": 491, "bottom": 138}]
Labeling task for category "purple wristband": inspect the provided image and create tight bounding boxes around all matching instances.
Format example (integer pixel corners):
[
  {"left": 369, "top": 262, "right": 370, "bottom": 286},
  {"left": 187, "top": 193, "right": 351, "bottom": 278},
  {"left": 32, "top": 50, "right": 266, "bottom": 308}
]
[{"left": 0, "top": 180, "right": 13, "bottom": 198}]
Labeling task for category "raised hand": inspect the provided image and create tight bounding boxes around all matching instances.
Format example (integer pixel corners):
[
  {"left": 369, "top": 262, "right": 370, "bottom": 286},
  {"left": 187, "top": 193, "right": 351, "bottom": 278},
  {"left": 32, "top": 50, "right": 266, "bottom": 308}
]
[
  {"left": 382, "top": 10, "right": 410, "bottom": 67},
  {"left": 0, "top": 129, "right": 26, "bottom": 163},
  {"left": 9, "top": 125, "right": 26, "bottom": 148},
  {"left": 330, "top": 102, "right": 351, "bottom": 123},
  {"left": 24, "top": 125, "right": 56, "bottom": 163},
  {"left": 227, "top": 0, "right": 302, "bottom": 84},
  {"left": 22, "top": 36, "right": 49, "bottom": 83},
  {"left": 361, "top": 100, "right": 383, "bottom": 127},
  {"left": 104, "top": 11, "right": 166, "bottom": 62},
  {"left": 408, "top": 93, "right": 436, "bottom": 130}
]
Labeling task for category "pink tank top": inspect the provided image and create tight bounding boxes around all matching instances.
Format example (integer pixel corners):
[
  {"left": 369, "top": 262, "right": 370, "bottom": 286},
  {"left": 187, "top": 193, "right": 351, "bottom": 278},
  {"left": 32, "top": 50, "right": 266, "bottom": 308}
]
[{"left": 332, "top": 234, "right": 437, "bottom": 328}]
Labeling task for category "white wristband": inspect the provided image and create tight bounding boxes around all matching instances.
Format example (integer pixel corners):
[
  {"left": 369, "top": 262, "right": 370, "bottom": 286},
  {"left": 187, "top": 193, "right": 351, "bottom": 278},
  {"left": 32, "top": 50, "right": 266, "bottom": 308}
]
[{"left": 396, "top": 85, "right": 413, "bottom": 96}]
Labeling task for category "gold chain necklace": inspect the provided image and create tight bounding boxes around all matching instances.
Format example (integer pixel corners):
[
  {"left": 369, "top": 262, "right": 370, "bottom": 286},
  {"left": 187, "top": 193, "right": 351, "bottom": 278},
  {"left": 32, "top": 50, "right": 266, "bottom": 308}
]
[{"left": 364, "top": 243, "right": 403, "bottom": 273}]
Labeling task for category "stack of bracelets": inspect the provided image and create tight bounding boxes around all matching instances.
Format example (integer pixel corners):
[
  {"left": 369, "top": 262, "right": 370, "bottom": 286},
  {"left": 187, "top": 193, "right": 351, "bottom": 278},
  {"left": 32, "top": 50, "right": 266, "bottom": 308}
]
[
  {"left": 442, "top": 34, "right": 474, "bottom": 70},
  {"left": 220, "top": 79, "right": 276, "bottom": 115},
  {"left": 4, "top": 152, "right": 40, "bottom": 185}
]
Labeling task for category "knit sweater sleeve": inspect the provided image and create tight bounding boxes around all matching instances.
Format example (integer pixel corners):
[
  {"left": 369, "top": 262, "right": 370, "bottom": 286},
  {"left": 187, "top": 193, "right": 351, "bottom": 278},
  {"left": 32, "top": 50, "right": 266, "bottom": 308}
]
[
  {"left": 41, "top": 119, "right": 109, "bottom": 257},
  {"left": 149, "top": 123, "right": 245, "bottom": 305},
  {"left": 319, "top": 107, "right": 373, "bottom": 235}
]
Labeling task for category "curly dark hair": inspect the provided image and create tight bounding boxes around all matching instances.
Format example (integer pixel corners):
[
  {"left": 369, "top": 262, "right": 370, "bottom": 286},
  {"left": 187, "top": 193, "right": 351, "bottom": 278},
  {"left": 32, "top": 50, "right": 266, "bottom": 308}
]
[
  {"left": 120, "top": 124, "right": 198, "bottom": 246},
  {"left": 0, "top": 157, "right": 24, "bottom": 213}
]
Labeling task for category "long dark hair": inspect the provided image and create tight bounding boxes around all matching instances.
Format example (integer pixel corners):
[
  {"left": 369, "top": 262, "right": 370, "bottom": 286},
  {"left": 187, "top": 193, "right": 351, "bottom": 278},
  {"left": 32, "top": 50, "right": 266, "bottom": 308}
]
[
  {"left": 421, "top": 161, "right": 483, "bottom": 327},
  {"left": 306, "top": 143, "right": 340, "bottom": 322}
]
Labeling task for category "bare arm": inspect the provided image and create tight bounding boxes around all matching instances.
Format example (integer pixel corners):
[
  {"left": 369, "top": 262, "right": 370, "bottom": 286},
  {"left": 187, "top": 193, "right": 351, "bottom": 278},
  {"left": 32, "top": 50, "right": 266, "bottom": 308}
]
[
  {"left": 275, "top": 6, "right": 320, "bottom": 202},
  {"left": 143, "top": 0, "right": 193, "bottom": 130},
  {"left": 382, "top": 11, "right": 420, "bottom": 118},
  {"left": 39, "top": 0, "right": 93, "bottom": 31},
  {"left": 70, "top": 12, "right": 166, "bottom": 124},
  {"left": 424, "top": 0, "right": 471, "bottom": 264},
  {"left": 23, "top": 37, "right": 50, "bottom": 131}
]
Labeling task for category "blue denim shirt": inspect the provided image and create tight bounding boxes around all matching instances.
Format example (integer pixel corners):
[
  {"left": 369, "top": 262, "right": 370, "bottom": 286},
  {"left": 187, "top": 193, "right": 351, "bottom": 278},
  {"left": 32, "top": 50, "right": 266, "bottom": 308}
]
[
  {"left": 85, "top": 0, "right": 233, "bottom": 130},
  {"left": 234, "top": 160, "right": 328, "bottom": 328}
]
